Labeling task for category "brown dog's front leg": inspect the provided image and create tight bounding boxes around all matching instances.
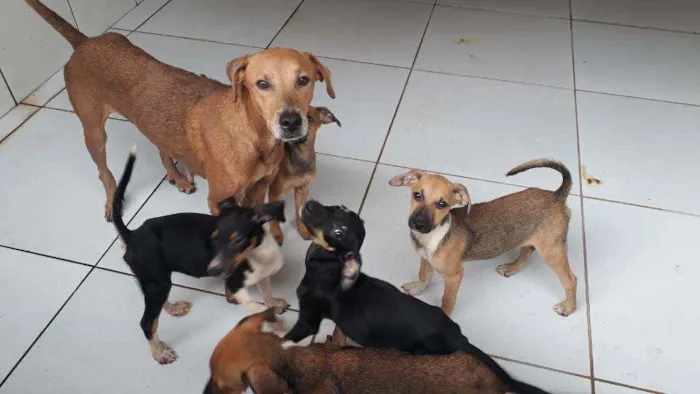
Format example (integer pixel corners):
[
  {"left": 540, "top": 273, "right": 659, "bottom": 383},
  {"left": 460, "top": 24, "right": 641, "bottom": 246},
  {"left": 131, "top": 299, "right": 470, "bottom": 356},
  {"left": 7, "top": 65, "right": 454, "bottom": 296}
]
[
  {"left": 401, "top": 258, "right": 434, "bottom": 296},
  {"left": 294, "top": 184, "right": 311, "bottom": 240},
  {"left": 268, "top": 180, "right": 286, "bottom": 245},
  {"left": 440, "top": 266, "right": 464, "bottom": 317}
]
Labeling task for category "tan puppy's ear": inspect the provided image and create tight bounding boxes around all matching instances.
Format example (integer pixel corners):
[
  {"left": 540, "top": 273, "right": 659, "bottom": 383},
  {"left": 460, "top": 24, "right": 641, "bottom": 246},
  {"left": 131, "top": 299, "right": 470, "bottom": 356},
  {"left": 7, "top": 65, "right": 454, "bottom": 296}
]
[
  {"left": 388, "top": 169, "right": 424, "bottom": 187},
  {"left": 306, "top": 53, "right": 335, "bottom": 99},
  {"left": 452, "top": 183, "right": 471, "bottom": 211},
  {"left": 315, "top": 107, "right": 341, "bottom": 127},
  {"left": 226, "top": 54, "right": 251, "bottom": 102},
  {"left": 244, "top": 363, "right": 289, "bottom": 394}
]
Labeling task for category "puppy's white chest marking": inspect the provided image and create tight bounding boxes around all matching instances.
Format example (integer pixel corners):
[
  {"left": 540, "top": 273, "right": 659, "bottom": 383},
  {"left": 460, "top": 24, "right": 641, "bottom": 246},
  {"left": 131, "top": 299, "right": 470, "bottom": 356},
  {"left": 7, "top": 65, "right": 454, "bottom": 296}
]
[
  {"left": 243, "top": 231, "right": 284, "bottom": 287},
  {"left": 411, "top": 217, "right": 451, "bottom": 261}
]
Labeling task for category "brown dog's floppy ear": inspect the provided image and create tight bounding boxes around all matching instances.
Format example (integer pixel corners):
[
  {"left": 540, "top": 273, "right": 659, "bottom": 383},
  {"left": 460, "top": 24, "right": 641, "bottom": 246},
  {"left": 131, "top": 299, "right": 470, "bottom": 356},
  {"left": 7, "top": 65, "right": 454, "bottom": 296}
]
[
  {"left": 315, "top": 107, "right": 341, "bottom": 127},
  {"left": 452, "top": 183, "right": 471, "bottom": 211},
  {"left": 244, "top": 363, "right": 289, "bottom": 394},
  {"left": 252, "top": 201, "right": 286, "bottom": 224},
  {"left": 388, "top": 169, "right": 424, "bottom": 187},
  {"left": 306, "top": 53, "right": 335, "bottom": 99},
  {"left": 226, "top": 54, "right": 251, "bottom": 102}
]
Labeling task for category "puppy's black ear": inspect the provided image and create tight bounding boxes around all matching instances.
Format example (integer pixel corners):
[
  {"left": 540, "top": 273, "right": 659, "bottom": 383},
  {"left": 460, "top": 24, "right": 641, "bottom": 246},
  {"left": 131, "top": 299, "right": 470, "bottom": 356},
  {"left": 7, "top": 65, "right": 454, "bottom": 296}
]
[
  {"left": 252, "top": 201, "right": 286, "bottom": 224},
  {"left": 216, "top": 197, "right": 238, "bottom": 215},
  {"left": 316, "top": 107, "right": 341, "bottom": 127}
]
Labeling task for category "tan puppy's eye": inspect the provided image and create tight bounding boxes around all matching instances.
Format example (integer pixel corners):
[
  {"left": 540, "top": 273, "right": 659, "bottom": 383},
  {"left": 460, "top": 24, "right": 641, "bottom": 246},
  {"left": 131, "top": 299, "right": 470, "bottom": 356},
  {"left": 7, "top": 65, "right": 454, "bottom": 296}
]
[
  {"left": 256, "top": 80, "right": 270, "bottom": 90},
  {"left": 307, "top": 115, "right": 315, "bottom": 123},
  {"left": 436, "top": 200, "right": 448, "bottom": 209},
  {"left": 413, "top": 191, "right": 423, "bottom": 202},
  {"left": 297, "top": 76, "right": 310, "bottom": 86}
]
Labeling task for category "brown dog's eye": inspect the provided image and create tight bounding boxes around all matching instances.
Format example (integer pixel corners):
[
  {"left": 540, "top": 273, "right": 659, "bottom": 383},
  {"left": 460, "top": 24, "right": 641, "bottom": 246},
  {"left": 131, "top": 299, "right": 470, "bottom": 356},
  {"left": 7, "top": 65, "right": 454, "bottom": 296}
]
[
  {"left": 413, "top": 191, "right": 423, "bottom": 202},
  {"left": 307, "top": 115, "right": 315, "bottom": 123},
  {"left": 437, "top": 200, "right": 448, "bottom": 209},
  {"left": 256, "top": 80, "right": 270, "bottom": 90},
  {"left": 297, "top": 76, "right": 310, "bottom": 86}
]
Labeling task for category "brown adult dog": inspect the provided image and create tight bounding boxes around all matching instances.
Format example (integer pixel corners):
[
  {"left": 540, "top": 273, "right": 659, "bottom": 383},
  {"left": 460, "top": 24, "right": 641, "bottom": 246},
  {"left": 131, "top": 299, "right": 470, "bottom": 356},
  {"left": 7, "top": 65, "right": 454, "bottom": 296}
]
[
  {"left": 389, "top": 159, "right": 577, "bottom": 317},
  {"left": 268, "top": 106, "right": 341, "bottom": 245},
  {"left": 205, "top": 308, "right": 510, "bottom": 394},
  {"left": 26, "top": 0, "right": 335, "bottom": 219}
]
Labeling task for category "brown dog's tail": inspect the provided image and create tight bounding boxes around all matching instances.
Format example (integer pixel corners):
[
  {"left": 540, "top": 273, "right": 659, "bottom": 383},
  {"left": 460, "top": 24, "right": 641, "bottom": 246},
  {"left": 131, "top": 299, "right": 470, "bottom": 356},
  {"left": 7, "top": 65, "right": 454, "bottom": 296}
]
[
  {"left": 506, "top": 158, "right": 572, "bottom": 201},
  {"left": 25, "top": 0, "right": 87, "bottom": 48}
]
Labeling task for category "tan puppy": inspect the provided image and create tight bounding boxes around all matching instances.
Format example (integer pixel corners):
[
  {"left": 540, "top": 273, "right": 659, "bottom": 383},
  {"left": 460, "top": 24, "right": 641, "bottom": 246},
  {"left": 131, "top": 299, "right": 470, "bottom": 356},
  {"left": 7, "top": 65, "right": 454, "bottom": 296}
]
[
  {"left": 389, "top": 159, "right": 577, "bottom": 317},
  {"left": 268, "top": 106, "right": 341, "bottom": 245},
  {"left": 26, "top": 0, "right": 335, "bottom": 219},
  {"left": 205, "top": 308, "right": 509, "bottom": 394}
]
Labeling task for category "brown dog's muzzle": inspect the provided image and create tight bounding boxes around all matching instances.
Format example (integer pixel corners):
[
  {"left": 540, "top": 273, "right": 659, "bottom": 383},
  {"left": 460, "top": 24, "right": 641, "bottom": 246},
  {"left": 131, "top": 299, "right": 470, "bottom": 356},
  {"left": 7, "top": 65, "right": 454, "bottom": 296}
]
[{"left": 409, "top": 208, "right": 433, "bottom": 233}]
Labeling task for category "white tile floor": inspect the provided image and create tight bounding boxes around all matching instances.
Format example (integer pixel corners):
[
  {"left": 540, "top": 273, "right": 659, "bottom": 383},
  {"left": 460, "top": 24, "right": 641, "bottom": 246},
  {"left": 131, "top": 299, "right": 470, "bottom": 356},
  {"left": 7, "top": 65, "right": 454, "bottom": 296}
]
[{"left": 1, "top": 0, "right": 698, "bottom": 393}]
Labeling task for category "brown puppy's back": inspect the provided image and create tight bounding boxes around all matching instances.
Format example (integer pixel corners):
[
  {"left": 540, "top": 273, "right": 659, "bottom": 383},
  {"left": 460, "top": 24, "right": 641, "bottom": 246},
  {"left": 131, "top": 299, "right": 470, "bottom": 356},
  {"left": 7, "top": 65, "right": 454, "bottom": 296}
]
[
  {"left": 285, "top": 344, "right": 508, "bottom": 394},
  {"left": 453, "top": 188, "right": 570, "bottom": 261}
]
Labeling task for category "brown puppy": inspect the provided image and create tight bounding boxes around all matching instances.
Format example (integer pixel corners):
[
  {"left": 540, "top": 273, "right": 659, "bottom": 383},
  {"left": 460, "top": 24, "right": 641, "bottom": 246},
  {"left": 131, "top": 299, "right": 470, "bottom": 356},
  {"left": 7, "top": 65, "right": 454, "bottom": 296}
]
[
  {"left": 268, "top": 107, "right": 341, "bottom": 245},
  {"left": 389, "top": 159, "right": 577, "bottom": 317},
  {"left": 26, "top": 0, "right": 335, "bottom": 219},
  {"left": 205, "top": 308, "right": 509, "bottom": 394}
]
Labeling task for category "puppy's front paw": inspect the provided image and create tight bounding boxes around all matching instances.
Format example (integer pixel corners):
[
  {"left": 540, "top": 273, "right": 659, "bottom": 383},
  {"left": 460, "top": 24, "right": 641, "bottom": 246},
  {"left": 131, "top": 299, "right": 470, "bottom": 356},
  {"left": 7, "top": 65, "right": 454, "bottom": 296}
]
[
  {"left": 496, "top": 263, "right": 519, "bottom": 278},
  {"left": 151, "top": 340, "right": 178, "bottom": 365},
  {"left": 401, "top": 281, "right": 427, "bottom": 296},
  {"left": 104, "top": 204, "right": 114, "bottom": 222},
  {"left": 553, "top": 300, "right": 576, "bottom": 317},
  {"left": 163, "top": 301, "right": 192, "bottom": 317},
  {"left": 269, "top": 297, "right": 290, "bottom": 311}
]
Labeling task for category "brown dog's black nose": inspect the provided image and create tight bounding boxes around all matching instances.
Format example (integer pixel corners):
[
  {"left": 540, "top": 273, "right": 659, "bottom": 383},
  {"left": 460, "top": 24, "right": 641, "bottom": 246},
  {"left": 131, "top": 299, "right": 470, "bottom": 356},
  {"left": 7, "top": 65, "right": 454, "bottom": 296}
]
[
  {"left": 409, "top": 212, "right": 431, "bottom": 233},
  {"left": 279, "top": 112, "right": 302, "bottom": 133}
]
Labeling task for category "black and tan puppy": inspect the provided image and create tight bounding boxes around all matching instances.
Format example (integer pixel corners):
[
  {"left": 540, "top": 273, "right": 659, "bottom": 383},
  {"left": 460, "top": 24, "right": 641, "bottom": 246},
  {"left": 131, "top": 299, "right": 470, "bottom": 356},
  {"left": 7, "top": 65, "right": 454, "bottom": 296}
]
[
  {"left": 112, "top": 148, "right": 287, "bottom": 364},
  {"left": 282, "top": 200, "right": 548, "bottom": 394},
  {"left": 389, "top": 159, "right": 577, "bottom": 317},
  {"left": 205, "top": 308, "right": 511, "bottom": 394},
  {"left": 268, "top": 106, "right": 341, "bottom": 245}
]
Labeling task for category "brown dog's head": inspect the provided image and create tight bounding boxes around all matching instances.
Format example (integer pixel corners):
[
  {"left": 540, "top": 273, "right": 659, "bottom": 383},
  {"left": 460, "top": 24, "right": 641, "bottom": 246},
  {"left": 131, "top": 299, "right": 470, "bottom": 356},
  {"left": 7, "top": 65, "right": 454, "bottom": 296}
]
[
  {"left": 389, "top": 170, "right": 471, "bottom": 234},
  {"left": 205, "top": 308, "right": 289, "bottom": 394},
  {"left": 226, "top": 48, "right": 335, "bottom": 143}
]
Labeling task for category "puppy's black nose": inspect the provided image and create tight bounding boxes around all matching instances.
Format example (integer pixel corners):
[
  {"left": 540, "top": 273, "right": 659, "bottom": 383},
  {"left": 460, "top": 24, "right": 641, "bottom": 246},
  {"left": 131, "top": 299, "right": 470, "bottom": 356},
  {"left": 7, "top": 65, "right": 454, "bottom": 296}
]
[
  {"left": 279, "top": 112, "right": 302, "bottom": 133},
  {"left": 409, "top": 214, "right": 430, "bottom": 233}
]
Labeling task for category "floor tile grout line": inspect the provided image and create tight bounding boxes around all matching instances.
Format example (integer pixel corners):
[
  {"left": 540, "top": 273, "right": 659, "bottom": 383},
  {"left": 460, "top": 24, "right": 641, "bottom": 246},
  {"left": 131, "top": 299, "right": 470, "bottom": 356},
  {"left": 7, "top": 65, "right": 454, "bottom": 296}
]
[
  {"left": 108, "top": 0, "right": 141, "bottom": 29},
  {"left": 582, "top": 196, "right": 700, "bottom": 218},
  {"left": 65, "top": 0, "right": 80, "bottom": 30},
  {"left": 131, "top": 0, "right": 172, "bottom": 32},
  {"left": 576, "top": 88, "right": 700, "bottom": 109},
  {"left": 593, "top": 378, "right": 665, "bottom": 394},
  {"left": 0, "top": 67, "right": 18, "bottom": 106},
  {"left": 265, "top": 0, "right": 306, "bottom": 49},
  {"left": 0, "top": 106, "right": 42, "bottom": 145},
  {"left": 0, "top": 244, "right": 92, "bottom": 269},
  {"left": 433, "top": 3, "right": 700, "bottom": 36},
  {"left": 0, "top": 174, "right": 168, "bottom": 388},
  {"left": 568, "top": 3, "right": 596, "bottom": 392},
  {"left": 126, "top": 29, "right": 264, "bottom": 50},
  {"left": 491, "top": 355, "right": 591, "bottom": 380},
  {"left": 357, "top": 2, "right": 438, "bottom": 214}
]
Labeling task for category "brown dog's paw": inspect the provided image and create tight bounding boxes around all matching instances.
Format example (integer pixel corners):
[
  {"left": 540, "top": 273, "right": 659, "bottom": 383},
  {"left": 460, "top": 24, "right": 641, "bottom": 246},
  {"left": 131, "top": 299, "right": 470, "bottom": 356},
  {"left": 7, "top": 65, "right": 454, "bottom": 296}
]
[
  {"left": 151, "top": 340, "right": 178, "bottom": 365},
  {"left": 401, "top": 281, "right": 427, "bottom": 296},
  {"left": 167, "top": 175, "right": 196, "bottom": 194},
  {"left": 553, "top": 301, "right": 576, "bottom": 317},
  {"left": 297, "top": 221, "right": 311, "bottom": 240},
  {"left": 163, "top": 301, "right": 192, "bottom": 317},
  {"left": 496, "top": 263, "right": 519, "bottom": 278}
]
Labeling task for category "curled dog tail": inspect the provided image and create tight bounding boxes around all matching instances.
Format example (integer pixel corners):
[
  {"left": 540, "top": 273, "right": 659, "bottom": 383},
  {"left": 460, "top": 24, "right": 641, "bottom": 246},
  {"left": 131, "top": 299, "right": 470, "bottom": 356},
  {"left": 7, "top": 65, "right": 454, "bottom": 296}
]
[
  {"left": 458, "top": 338, "right": 550, "bottom": 394},
  {"left": 506, "top": 158, "right": 572, "bottom": 202},
  {"left": 25, "top": 0, "right": 87, "bottom": 48},
  {"left": 112, "top": 146, "right": 136, "bottom": 243}
]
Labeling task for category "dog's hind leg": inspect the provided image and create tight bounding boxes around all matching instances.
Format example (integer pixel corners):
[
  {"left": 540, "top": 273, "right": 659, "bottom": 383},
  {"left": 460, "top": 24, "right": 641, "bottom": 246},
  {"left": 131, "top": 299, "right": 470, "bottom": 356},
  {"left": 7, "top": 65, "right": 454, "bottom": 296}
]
[
  {"left": 71, "top": 90, "right": 115, "bottom": 222},
  {"left": 138, "top": 280, "right": 178, "bottom": 364},
  {"left": 537, "top": 240, "right": 577, "bottom": 317},
  {"left": 496, "top": 245, "right": 535, "bottom": 278},
  {"left": 159, "top": 151, "right": 196, "bottom": 194}
]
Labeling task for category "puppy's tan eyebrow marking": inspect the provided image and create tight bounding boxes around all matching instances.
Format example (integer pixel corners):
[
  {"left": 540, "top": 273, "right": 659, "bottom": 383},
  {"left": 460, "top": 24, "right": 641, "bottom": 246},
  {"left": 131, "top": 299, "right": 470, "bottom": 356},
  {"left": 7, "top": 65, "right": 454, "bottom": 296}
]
[{"left": 211, "top": 230, "right": 219, "bottom": 238}]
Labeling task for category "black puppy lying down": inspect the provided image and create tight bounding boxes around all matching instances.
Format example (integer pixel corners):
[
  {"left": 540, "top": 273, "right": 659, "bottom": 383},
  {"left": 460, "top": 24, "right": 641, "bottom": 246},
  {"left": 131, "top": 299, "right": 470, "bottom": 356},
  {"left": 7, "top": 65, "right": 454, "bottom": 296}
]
[
  {"left": 112, "top": 147, "right": 287, "bottom": 365},
  {"left": 284, "top": 200, "right": 549, "bottom": 394}
]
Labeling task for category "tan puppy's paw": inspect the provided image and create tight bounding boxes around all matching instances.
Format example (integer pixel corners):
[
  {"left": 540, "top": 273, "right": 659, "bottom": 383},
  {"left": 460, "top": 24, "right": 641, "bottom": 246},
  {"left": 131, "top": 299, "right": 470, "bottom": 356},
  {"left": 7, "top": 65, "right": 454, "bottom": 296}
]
[
  {"left": 496, "top": 263, "right": 520, "bottom": 278},
  {"left": 163, "top": 301, "right": 192, "bottom": 317},
  {"left": 553, "top": 300, "right": 576, "bottom": 317},
  {"left": 104, "top": 203, "right": 114, "bottom": 222},
  {"left": 401, "top": 280, "right": 428, "bottom": 296},
  {"left": 268, "top": 297, "right": 290, "bottom": 311},
  {"left": 150, "top": 340, "right": 178, "bottom": 364}
]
